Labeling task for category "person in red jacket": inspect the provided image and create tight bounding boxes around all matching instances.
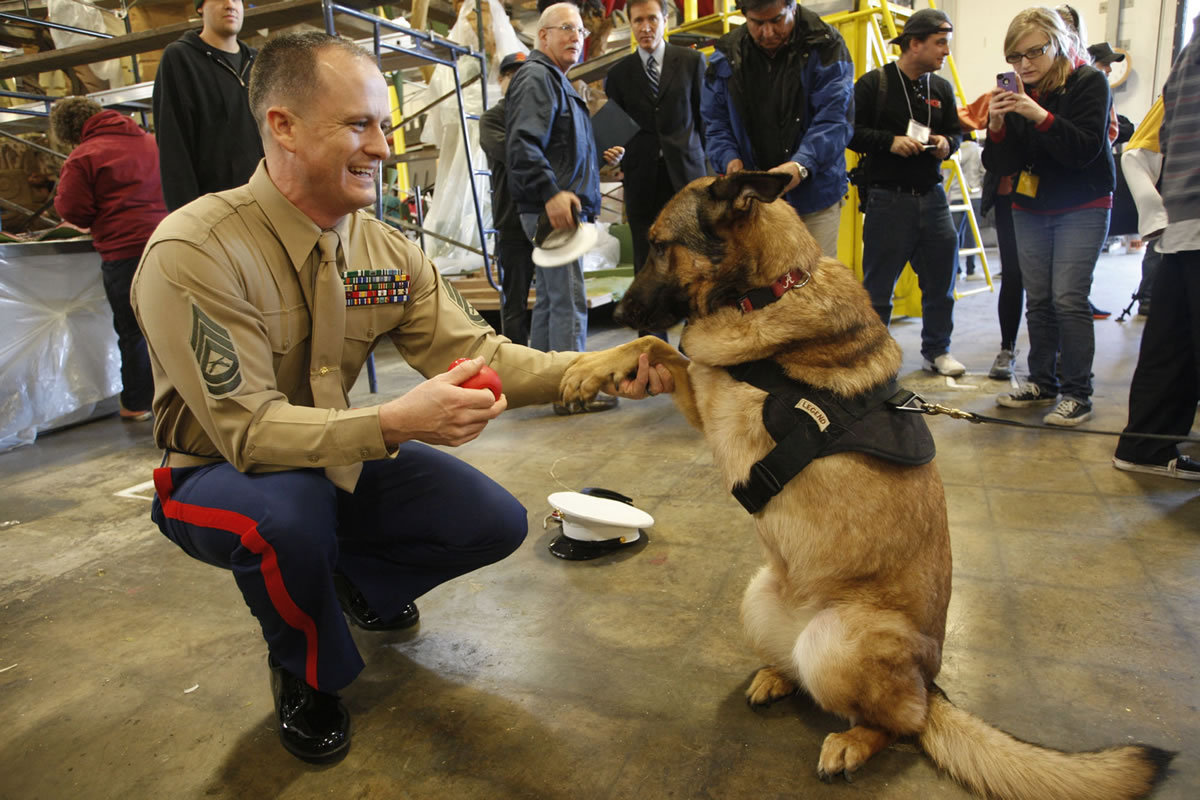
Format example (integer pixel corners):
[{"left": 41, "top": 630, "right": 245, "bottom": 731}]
[{"left": 51, "top": 96, "right": 168, "bottom": 421}]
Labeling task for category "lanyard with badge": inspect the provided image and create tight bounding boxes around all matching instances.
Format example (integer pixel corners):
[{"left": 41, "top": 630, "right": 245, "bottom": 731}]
[{"left": 896, "top": 62, "right": 933, "bottom": 145}]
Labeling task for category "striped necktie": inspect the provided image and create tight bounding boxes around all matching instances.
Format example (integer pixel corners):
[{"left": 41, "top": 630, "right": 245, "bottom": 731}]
[{"left": 646, "top": 53, "right": 659, "bottom": 95}]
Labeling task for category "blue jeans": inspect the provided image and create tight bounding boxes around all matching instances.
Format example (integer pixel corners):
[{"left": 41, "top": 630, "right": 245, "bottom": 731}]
[
  {"left": 1012, "top": 206, "right": 1109, "bottom": 402},
  {"left": 860, "top": 185, "right": 958, "bottom": 361},
  {"left": 521, "top": 213, "right": 587, "bottom": 353}
]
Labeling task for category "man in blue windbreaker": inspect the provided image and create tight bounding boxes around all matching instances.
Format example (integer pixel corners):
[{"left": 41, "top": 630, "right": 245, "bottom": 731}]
[{"left": 701, "top": 0, "right": 854, "bottom": 257}]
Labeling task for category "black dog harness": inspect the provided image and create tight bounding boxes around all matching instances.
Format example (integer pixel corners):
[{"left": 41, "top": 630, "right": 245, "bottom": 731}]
[{"left": 727, "top": 359, "right": 936, "bottom": 514}]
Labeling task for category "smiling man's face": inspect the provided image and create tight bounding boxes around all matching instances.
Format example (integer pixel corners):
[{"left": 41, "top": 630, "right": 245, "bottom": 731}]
[{"left": 287, "top": 49, "right": 392, "bottom": 226}]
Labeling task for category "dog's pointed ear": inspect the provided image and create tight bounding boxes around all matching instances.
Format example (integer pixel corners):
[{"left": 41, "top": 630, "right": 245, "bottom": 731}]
[{"left": 708, "top": 171, "right": 791, "bottom": 213}]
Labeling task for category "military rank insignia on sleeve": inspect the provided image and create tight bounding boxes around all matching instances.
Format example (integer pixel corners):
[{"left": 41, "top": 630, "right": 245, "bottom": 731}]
[
  {"left": 440, "top": 275, "right": 489, "bottom": 328},
  {"left": 190, "top": 304, "right": 242, "bottom": 397},
  {"left": 343, "top": 269, "right": 409, "bottom": 306}
]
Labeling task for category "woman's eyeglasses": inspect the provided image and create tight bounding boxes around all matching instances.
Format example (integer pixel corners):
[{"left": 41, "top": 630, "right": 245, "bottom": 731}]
[{"left": 1005, "top": 41, "right": 1052, "bottom": 64}]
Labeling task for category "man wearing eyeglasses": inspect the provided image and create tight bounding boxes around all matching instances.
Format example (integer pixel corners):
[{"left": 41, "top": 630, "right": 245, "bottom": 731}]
[
  {"left": 849, "top": 8, "right": 967, "bottom": 378},
  {"left": 701, "top": 0, "right": 854, "bottom": 257},
  {"left": 506, "top": 4, "right": 617, "bottom": 415}
]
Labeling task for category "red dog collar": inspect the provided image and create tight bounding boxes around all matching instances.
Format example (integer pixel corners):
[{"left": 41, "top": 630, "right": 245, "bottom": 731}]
[{"left": 733, "top": 269, "right": 810, "bottom": 314}]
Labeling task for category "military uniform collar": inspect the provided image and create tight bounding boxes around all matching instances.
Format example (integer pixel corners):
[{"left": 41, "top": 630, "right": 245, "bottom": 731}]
[{"left": 248, "top": 161, "right": 353, "bottom": 274}]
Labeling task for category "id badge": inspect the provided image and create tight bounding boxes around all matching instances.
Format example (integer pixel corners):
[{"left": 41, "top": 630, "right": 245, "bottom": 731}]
[
  {"left": 905, "top": 118, "right": 931, "bottom": 144},
  {"left": 1016, "top": 170, "right": 1040, "bottom": 198}
]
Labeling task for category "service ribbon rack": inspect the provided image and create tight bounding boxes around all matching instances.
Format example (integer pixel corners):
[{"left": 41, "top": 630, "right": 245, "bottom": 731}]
[{"left": 344, "top": 269, "right": 410, "bottom": 306}]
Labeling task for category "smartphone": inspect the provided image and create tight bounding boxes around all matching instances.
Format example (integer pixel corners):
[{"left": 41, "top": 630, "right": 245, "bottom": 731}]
[{"left": 996, "top": 71, "right": 1019, "bottom": 92}]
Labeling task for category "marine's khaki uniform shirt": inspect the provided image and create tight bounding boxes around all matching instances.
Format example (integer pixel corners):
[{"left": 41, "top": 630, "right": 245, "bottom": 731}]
[{"left": 131, "top": 162, "right": 577, "bottom": 475}]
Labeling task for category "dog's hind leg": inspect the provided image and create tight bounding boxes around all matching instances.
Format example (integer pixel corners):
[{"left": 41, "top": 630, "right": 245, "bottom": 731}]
[
  {"left": 794, "top": 605, "right": 934, "bottom": 779},
  {"left": 740, "top": 565, "right": 815, "bottom": 706},
  {"left": 817, "top": 726, "right": 898, "bottom": 781}
]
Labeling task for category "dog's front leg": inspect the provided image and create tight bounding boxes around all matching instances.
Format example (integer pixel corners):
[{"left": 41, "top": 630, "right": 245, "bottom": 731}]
[{"left": 560, "top": 336, "right": 698, "bottom": 426}]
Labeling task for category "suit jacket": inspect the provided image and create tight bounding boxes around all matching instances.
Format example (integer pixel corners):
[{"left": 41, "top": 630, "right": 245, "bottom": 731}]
[{"left": 605, "top": 44, "right": 708, "bottom": 197}]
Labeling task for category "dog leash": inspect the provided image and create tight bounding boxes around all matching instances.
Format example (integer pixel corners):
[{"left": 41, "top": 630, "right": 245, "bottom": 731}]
[{"left": 893, "top": 394, "right": 1200, "bottom": 443}]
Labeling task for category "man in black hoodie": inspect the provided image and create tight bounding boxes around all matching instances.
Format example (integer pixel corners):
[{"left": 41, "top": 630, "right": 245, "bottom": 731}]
[{"left": 152, "top": 0, "right": 263, "bottom": 211}]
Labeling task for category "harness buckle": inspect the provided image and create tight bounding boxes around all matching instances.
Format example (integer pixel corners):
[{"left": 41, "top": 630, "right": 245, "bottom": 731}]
[
  {"left": 890, "top": 390, "right": 931, "bottom": 414},
  {"left": 731, "top": 462, "right": 783, "bottom": 514}
]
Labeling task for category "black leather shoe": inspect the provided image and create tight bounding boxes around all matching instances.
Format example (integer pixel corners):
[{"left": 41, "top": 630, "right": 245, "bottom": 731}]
[
  {"left": 333, "top": 572, "right": 419, "bottom": 631},
  {"left": 268, "top": 656, "right": 350, "bottom": 764}
]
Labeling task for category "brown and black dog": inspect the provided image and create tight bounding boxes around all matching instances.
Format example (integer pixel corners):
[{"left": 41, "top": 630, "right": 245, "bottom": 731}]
[{"left": 560, "top": 172, "right": 1173, "bottom": 800}]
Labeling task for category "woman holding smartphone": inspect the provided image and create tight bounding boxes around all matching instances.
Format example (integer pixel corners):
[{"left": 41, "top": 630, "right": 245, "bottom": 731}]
[{"left": 983, "top": 7, "right": 1114, "bottom": 426}]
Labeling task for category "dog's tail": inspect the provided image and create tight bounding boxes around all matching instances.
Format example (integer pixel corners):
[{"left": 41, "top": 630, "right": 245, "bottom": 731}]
[{"left": 919, "top": 689, "right": 1174, "bottom": 800}]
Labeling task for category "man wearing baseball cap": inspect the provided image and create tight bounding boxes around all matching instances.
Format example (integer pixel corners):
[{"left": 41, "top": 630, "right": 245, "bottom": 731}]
[
  {"left": 1087, "top": 42, "right": 1126, "bottom": 75},
  {"left": 479, "top": 52, "right": 535, "bottom": 346},
  {"left": 850, "top": 7, "right": 967, "bottom": 377},
  {"left": 152, "top": 0, "right": 263, "bottom": 211}
]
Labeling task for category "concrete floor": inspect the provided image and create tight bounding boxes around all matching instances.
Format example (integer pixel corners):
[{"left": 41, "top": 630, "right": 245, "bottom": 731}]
[{"left": 1, "top": 249, "right": 1196, "bottom": 800}]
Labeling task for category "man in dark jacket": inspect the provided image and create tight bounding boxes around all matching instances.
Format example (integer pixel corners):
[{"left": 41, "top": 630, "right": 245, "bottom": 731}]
[
  {"left": 480, "top": 52, "right": 534, "bottom": 346},
  {"left": 701, "top": 0, "right": 854, "bottom": 256},
  {"left": 152, "top": 0, "right": 263, "bottom": 210},
  {"left": 603, "top": 0, "right": 707, "bottom": 341},
  {"left": 850, "top": 8, "right": 966, "bottom": 377},
  {"left": 506, "top": 3, "right": 617, "bottom": 413}
]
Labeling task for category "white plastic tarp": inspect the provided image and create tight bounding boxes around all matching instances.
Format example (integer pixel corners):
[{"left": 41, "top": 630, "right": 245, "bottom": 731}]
[
  {"left": 0, "top": 242, "right": 119, "bottom": 452},
  {"left": 47, "top": 0, "right": 128, "bottom": 88},
  {"left": 419, "top": 0, "right": 526, "bottom": 274}
]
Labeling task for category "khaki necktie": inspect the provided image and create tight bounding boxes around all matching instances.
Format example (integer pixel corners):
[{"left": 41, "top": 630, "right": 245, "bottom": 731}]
[{"left": 311, "top": 230, "right": 362, "bottom": 492}]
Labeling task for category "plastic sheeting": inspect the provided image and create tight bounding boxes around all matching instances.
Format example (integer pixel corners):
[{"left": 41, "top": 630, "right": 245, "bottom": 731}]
[
  {"left": 48, "top": 0, "right": 128, "bottom": 88},
  {"left": 419, "top": 0, "right": 527, "bottom": 274},
  {"left": 582, "top": 222, "right": 621, "bottom": 272},
  {"left": 0, "top": 240, "right": 120, "bottom": 452}
]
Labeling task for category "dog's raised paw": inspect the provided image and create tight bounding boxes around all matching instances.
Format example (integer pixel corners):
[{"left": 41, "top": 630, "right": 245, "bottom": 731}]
[{"left": 745, "top": 666, "right": 797, "bottom": 707}]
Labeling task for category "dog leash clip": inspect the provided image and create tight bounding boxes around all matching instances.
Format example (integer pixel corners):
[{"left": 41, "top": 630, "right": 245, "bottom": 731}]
[
  {"left": 924, "top": 402, "right": 982, "bottom": 422},
  {"left": 892, "top": 393, "right": 981, "bottom": 423}
]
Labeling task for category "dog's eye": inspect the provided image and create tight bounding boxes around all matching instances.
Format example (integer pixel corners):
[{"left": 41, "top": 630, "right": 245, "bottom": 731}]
[{"left": 653, "top": 241, "right": 667, "bottom": 258}]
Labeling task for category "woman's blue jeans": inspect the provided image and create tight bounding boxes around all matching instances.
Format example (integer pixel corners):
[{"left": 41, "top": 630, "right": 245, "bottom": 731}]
[{"left": 1012, "top": 206, "right": 1110, "bottom": 402}]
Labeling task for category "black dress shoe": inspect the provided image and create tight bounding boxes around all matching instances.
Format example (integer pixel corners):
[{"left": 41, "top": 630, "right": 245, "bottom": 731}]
[
  {"left": 268, "top": 656, "right": 350, "bottom": 764},
  {"left": 333, "top": 572, "right": 419, "bottom": 631}
]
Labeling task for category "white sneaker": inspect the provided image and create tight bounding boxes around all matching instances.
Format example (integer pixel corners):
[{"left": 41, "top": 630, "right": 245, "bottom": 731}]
[{"left": 923, "top": 353, "right": 966, "bottom": 377}]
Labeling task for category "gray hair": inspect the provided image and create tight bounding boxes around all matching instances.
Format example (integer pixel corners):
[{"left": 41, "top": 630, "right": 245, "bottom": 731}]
[{"left": 538, "top": 2, "right": 582, "bottom": 32}]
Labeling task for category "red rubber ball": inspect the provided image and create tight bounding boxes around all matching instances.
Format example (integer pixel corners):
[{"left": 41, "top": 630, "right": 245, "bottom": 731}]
[{"left": 448, "top": 358, "right": 503, "bottom": 402}]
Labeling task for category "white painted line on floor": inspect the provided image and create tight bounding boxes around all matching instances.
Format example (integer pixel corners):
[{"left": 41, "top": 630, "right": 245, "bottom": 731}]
[
  {"left": 115, "top": 479, "right": 156, "bottom": 501},
  {"left": 944, "top": 376, "right": 982, "bottom": 391}
]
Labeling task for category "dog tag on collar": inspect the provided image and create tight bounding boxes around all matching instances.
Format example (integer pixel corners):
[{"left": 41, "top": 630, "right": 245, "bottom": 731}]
[{"left": 906, "top": 118, "right": 931, "bottom": 144}]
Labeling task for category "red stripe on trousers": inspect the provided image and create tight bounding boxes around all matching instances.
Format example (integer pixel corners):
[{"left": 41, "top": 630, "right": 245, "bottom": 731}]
[{"left": 152, "top": 467, "right": 321, "bottom": 687}]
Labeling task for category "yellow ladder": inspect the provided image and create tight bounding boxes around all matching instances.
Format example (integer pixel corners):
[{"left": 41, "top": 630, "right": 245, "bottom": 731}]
[{"left": 943, "top": 153, "right": 995, "bottom": 298}]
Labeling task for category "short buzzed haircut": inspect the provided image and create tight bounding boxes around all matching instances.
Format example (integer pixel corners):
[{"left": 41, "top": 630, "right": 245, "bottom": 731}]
[{"left": 249, "top": 31, "right": 375, "bottom": 130}]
